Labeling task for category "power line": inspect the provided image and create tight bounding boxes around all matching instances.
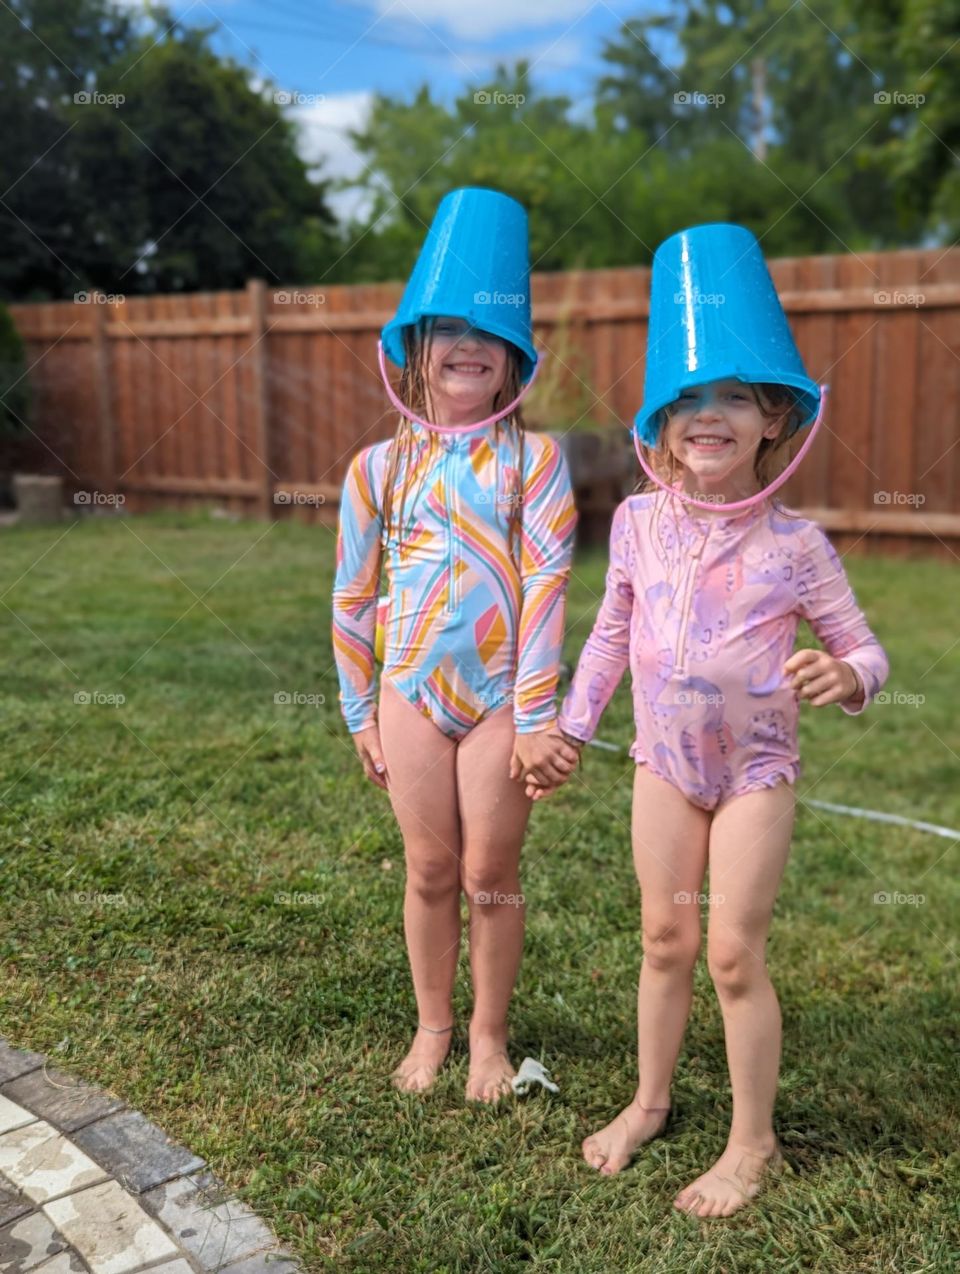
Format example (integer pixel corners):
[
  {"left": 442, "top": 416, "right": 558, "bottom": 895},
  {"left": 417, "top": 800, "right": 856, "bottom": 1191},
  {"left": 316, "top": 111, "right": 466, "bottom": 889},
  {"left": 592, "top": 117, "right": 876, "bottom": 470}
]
[
  {"left": 203, "top": 6, "right": 591, "bottom": 70},
  {"left": 263, "top": 0, "right": 458, "bottom": 56},
  {"left": 206, "top": 13, "right": 463, "bottom": 61}
]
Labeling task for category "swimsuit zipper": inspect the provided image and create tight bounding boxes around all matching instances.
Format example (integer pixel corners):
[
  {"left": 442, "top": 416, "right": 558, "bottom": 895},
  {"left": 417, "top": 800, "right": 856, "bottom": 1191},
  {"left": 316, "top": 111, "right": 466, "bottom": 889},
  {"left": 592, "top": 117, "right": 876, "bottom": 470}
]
[
  {"left": 443, "top": 442, "right": 457, "bottom": 616},
  {"left": 674, "top": 525, "right": 710, "bottom": 676}
]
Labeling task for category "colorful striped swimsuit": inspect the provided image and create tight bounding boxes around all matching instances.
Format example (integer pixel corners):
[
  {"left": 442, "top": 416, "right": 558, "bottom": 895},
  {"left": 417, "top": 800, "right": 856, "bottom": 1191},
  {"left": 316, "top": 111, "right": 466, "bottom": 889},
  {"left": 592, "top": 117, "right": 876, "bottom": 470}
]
[{"left": 333, "top": 422, "right": 577, "bottom": 741}]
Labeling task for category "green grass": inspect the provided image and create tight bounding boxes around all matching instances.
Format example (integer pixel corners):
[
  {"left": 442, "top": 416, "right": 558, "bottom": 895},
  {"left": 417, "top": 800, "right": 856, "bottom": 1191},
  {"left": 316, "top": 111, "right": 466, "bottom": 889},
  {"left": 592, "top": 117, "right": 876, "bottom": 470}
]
[{"left": 1, "top": 510, "right": 957, "bottom": 1272}]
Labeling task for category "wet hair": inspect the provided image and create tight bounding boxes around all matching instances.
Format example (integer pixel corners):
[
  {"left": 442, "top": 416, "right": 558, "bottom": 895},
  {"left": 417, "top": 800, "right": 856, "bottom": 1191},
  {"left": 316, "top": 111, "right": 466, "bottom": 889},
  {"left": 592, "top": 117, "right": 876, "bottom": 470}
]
[
  {"left": 640, "top": 381, "right": 805, "bottom": 489},
  {"left": 378, "top": 317, "right": 527, "bottom": 566},
  {"left": 635, "top": 380, "right": 808, "bottom": 563}
]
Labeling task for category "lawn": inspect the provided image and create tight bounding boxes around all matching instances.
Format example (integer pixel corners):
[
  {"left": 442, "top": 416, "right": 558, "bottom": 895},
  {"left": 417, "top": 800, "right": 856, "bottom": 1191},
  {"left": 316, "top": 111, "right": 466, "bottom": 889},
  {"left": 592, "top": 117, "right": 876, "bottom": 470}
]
[{"left": 1, "top": 510, "right": 957, "bottom": 1272}]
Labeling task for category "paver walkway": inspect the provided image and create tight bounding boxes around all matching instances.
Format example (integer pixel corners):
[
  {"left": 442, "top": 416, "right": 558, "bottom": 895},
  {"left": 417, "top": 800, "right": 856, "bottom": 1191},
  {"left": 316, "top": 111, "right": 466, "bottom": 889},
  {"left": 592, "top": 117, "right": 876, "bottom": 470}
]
[{"left": 0, "top": 1040, "right": 299, "bottom": 1274}]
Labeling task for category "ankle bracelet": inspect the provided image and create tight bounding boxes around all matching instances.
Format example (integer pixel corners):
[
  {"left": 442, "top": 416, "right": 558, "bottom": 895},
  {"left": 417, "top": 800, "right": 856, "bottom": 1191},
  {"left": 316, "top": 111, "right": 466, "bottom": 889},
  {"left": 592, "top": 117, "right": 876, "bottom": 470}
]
[{"left": 418, "top": 1021, "right": 454, "bottom": 1034}]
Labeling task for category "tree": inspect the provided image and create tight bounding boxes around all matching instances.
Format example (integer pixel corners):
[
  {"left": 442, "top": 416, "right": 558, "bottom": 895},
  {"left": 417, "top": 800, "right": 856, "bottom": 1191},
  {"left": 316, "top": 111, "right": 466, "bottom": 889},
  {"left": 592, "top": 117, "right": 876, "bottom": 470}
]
[
  {"left": 337, "top": 59, "right": 858, "bottom": 281},
  {"left": 851, "top": 0, "right": 960, "bottom": 237},
  {"left": 596, "top": 7, "right": 692, "bottom": 147},
  {"left": 0, "top": 0, "right": 340, "bottom": 298},
  {"left": 598, "top": 1, "right": 927, "bottom": 248},
  {"left": 0, "top": 0, "right": 136, "bottom": 298}
]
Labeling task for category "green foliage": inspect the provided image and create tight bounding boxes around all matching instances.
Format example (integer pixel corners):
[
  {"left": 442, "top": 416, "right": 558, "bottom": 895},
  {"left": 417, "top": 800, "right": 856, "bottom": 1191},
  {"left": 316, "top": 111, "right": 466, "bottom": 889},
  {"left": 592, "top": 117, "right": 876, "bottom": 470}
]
[
  {"left": 337, "top": 1, "right": 946, "bottom": 282},
  {"left": 851, "top": 0, "right": 960, "bottom": 236},
  {"left": 0, "top": 0, "right": 338, "bottom": 299},
  {"left": 1, "top": 0, "right": 956, "bottom": 301}
]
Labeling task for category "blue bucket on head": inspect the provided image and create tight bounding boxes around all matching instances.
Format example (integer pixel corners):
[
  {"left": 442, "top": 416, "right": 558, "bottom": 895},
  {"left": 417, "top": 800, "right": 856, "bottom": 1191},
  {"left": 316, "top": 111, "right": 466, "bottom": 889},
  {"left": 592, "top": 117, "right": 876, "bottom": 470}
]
[
  {"left": 381, "top": 187, "right": 537, "bottom": 383},
  {"left": 634, "top": 222, "right": 821, "bottom": 447}
]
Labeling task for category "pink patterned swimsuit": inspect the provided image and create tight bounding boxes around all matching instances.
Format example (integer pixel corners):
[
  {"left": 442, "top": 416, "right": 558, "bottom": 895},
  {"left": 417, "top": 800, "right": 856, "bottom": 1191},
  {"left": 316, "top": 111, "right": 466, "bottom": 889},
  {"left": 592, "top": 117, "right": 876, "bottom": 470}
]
[{"left": 558, "top": 491, "right": 889, "bottom": 811}]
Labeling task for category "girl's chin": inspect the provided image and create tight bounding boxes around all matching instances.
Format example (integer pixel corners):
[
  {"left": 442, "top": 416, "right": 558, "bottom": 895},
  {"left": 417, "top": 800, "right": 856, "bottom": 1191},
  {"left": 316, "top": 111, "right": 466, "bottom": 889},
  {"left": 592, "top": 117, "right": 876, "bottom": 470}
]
[
  {"left": 687, "top": 459, "right": 736, "bottom": 472},
  {"left": 674, "top": 446, "right": 743, "bottom": 470},
  {"left": 441, "top": 373, "right": 494, "bottom": 394},
  {"left": 434, "top": 385, "right": 497, "bottom": 412},
  {"left": 426, "top": 400, "right": 493, "bottom": 427}
]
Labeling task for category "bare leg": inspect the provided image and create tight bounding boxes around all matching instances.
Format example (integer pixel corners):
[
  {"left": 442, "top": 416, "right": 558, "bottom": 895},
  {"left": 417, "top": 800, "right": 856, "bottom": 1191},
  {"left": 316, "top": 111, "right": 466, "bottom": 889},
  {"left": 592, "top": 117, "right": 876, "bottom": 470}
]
[
  {"left": 674, "top": 780, "right": 795, "bottom": 1217},
  {"left": 379, "top": 680, "right": 462, "bottom": 1092},
  {"left": 584, "top": 764, "right": 710, "bottom": 1173},
  {"left": 457, "top": 704, "right": 533, "bottom": 1103}
]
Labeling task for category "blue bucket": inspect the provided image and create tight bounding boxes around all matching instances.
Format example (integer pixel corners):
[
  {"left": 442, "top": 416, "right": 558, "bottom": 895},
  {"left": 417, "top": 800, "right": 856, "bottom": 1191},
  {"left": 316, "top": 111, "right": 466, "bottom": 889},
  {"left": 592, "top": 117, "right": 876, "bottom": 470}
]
[
  {"left": 381, "top": 187, "right": 537, "bottom": 383},
  {"left": 634, "top": 223, "right": 820, "bottom": 446}
]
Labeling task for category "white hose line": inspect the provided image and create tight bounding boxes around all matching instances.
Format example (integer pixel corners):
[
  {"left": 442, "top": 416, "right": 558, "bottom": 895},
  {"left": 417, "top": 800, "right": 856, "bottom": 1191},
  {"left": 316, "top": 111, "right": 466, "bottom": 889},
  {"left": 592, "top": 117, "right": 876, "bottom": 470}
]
[
  {"left": 583, "top": 738, "right": 959, "bottom": 841},
  {"left": 802, "top": 799, "right": 959, "bottom": 841}
]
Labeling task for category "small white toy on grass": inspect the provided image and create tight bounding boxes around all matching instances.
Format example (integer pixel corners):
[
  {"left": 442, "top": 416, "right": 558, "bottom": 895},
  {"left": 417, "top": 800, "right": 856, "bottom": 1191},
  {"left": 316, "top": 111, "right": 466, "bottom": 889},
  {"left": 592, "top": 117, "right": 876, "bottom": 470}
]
[{"left": 510, "top": 1057, "right": 559, "bottom": 1095}]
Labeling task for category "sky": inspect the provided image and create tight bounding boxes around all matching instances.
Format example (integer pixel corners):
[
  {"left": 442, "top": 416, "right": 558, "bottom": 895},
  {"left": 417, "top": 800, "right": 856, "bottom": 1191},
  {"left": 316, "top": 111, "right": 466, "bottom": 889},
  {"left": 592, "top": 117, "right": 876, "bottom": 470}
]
[{"left": 118, "top": 1, "right": 663, "bottom": 218}]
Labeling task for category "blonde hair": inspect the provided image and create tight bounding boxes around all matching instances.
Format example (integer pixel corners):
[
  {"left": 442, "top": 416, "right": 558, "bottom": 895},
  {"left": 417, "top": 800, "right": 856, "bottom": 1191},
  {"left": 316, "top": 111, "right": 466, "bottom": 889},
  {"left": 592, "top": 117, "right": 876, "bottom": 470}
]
[
  {"left": 636, "top": 381, "right": 808, "bottom": 564},
  {"left": 378, "top": 318, "right": 527, "bottom": 566}
]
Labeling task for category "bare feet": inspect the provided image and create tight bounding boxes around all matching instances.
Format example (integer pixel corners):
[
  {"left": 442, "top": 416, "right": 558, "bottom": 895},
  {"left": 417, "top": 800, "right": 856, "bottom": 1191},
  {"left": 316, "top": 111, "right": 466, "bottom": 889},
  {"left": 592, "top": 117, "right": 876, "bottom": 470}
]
[
  {"left": 674, "top": 1138, "right": 784, "bottom": 1218},
  {"left": 390, "top": 1023, "right": 453, "bottom": 1093},
  {"left": 582, "top": 1097, "right": 671, "bottom": 1175},
  {"left": 466, "top": 1034, "right": 516, "bottom": 1103}
]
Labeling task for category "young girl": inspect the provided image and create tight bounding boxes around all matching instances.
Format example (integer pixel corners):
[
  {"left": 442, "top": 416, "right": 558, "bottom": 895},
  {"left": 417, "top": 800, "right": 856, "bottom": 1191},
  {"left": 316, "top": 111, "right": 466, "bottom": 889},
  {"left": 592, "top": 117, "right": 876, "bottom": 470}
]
[
  {"left": 535, "top": 223, "right": 889, "bottom": 1215},
  {"left": 333, "top": 188, "right": 579, "bottom": 1103}
]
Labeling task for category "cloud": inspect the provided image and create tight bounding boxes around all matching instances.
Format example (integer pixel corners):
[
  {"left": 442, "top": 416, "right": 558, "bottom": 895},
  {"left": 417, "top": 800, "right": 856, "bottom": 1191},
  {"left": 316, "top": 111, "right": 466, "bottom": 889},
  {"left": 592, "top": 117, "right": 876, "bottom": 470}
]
[
  {"left": 361, "top": 0, "right": 595, "bottom": 40},
  {"left": 520, "top": 32, "right": 586, "bottom": 72},
  {"left": 282, "top": 90, "right": 376, "bottom": 222}
]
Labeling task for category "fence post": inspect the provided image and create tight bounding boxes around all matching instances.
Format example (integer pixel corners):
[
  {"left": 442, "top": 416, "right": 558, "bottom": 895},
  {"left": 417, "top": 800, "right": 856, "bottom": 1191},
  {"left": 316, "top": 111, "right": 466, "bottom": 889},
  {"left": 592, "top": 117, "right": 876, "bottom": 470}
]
[
  {"left": 246, "top": 277, "right": 273, "bottom": 519},
  {"left": 91, "top": 295, "right": 115, "bottom": 499}
]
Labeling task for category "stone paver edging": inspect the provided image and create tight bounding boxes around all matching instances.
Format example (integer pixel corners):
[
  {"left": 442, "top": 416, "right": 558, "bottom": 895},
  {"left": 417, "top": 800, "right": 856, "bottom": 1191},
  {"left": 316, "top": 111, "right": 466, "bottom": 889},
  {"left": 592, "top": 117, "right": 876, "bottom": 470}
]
[{"left": 0, "top": 1039, "right": 300, "bottom": 1274}]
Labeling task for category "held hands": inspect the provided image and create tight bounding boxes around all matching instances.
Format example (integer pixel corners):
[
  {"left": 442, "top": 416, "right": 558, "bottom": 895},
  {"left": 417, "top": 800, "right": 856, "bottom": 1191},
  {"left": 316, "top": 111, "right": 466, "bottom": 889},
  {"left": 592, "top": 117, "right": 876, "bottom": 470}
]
[
  {"left": 510, "top": 727, "right": 583, "bottom": 802},
  {"left": 352, "top": 723, "right": 389, "bottom": 790},
  {"left": 354, "top": 719, "right": 582, "bottom": 797},
  {"left": 784, "top": 649, "right": 862, "bottom": 708}
]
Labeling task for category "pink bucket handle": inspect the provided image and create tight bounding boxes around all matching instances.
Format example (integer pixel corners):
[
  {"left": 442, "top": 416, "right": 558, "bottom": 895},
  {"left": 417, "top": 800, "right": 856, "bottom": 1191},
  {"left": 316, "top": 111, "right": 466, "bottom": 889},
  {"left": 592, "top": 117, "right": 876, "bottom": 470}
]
[
  {"left": 632, "top": 383, "right": 829, "bottom": 513},
  {"left": 377, "top": 339, "right": 542, "bottom": 434}
]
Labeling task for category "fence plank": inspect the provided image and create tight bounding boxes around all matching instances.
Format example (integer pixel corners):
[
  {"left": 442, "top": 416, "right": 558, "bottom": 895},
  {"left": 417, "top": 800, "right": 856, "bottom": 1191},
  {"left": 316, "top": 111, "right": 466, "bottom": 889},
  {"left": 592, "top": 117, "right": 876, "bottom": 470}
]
[
  {"left": 5, "top": 248, "right": 959, "bottom": 550},
  {"left": 91, "top": 300, "right": 115, "bottom": 498}
]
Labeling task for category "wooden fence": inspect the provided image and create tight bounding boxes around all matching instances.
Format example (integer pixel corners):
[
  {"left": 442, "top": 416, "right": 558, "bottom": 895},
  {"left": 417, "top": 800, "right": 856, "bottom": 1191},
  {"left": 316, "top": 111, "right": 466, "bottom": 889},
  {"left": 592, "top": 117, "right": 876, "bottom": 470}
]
[{"left": 5, "top": 247, "right": 960, "bottom": 556}]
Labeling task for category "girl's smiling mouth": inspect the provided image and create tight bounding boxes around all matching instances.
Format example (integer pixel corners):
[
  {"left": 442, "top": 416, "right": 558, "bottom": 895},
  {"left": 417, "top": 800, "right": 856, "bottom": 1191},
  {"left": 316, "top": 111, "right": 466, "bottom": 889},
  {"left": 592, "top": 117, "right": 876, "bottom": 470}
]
[{"left": 687, "top": 434, "right": 733, "bottom": 450}]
